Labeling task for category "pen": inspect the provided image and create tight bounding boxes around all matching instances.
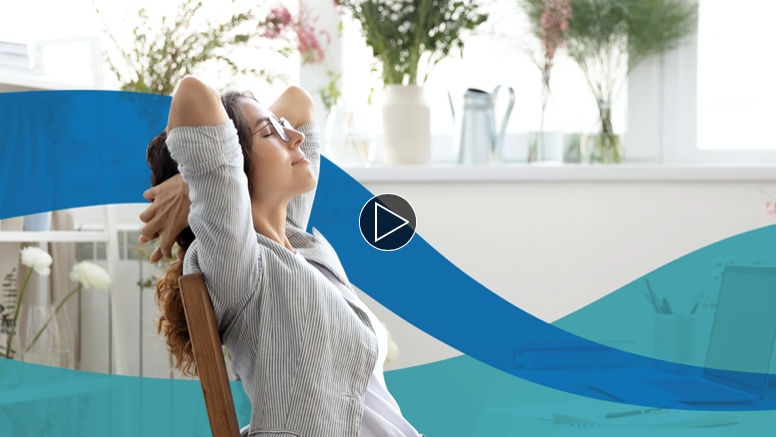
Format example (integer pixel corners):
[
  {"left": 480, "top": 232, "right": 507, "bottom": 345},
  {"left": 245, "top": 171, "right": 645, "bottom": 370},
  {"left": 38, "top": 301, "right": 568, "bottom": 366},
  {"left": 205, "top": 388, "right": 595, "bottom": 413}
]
[
  {"left": 646, "top": 294, "right": 658, "bottom": 313},
  {"left": 661, "top": 297, "right": 673, "bottom": 315},
  {"left": 645, "top": 278, "right": 662, "bottom": 314}
]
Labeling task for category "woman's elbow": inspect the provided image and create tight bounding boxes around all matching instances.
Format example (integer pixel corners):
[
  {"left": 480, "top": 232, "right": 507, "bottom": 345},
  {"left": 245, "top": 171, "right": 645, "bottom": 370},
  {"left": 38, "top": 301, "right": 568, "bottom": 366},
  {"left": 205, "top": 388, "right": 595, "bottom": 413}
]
[
  {"left": 284, "top": 86, "right": 316, "bottom": 126},
  {"left": 169, "top": 76, "right": 227, "bottom": 129}
]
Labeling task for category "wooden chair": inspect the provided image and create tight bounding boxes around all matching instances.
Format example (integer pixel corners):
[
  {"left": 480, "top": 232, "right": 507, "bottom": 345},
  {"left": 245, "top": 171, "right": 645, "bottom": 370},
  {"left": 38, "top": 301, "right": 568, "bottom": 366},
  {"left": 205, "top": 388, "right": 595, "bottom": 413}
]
[{"left": 178, "top": 272, "right": 244, "bottom": 437}]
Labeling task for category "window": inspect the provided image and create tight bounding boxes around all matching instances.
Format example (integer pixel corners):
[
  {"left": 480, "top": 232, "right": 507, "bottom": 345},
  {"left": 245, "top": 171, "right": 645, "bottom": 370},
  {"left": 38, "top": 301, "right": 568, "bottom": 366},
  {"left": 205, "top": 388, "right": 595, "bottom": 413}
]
[
  {"left": 312, "top": 0, "right": 776, "bottom": 164},
  {"left": 696, "top": 0, "right": 776, "bottom": 151},
  {"left": 646, "top": 0, "right": 776, "bottom": 163},
  {"left": 331, "top": 0, "right": 628, "bottom": 163},
  {"left": 0, "top": 0, "right": 300, "bottom": 103}
]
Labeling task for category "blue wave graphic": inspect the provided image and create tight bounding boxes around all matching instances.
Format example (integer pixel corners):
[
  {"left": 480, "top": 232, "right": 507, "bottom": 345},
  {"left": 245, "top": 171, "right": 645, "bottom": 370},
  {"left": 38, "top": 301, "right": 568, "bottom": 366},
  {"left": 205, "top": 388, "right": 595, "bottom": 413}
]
[
  {"left": 3, "top": 91, "right": 776, "bottom": 436},
  {"left": 0, "top": 90, "right": 162, "bottom": 218},
  {"left": 310, "top": 157, "right": 776, "bottom": 411}
]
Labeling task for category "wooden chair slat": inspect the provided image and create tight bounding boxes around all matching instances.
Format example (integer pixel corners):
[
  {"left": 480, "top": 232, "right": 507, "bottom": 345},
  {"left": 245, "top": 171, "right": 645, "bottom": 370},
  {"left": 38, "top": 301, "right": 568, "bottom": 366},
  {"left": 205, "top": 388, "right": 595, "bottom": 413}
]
[{"left": 179, "top": 272, "right": 241, "bottom": 437}]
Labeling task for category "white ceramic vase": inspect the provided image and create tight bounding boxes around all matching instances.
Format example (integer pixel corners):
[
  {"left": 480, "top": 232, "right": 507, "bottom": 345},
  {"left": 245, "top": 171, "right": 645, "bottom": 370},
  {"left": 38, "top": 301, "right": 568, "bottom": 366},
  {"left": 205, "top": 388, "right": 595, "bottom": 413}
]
[{"left": 381, "top": 84, "right": 431, "bottom": 165}]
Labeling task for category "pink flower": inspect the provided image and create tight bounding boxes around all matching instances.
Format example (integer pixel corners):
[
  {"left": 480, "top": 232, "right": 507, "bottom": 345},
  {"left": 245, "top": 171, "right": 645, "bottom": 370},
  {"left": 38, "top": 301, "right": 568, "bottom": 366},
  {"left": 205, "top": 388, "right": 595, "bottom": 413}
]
[
  {"left": 272, "top": 6, "right": 292, "bottom": 27},
  {"left": 259, "top": 1, "right": 331, "bottom": 64},
  {"left": 332, "top": 0, "right": 343, "bottom": 16},
  {"left": 262, "top": 5, "right": 294, "bottom": 39},
  {"left": 297, "top": 26, "right": 325, "bottom": 64},
  {"left": 295, "top": 2, "right": 326, "bottom": 64},
  {"left": 538, "top": 0, "right": 572, "bottom": 62}
]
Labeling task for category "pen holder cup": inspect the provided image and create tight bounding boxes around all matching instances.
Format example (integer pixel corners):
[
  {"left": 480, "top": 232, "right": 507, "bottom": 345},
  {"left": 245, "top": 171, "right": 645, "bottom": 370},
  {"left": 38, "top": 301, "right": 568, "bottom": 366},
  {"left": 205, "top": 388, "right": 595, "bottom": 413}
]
[{"left": 654, "top": 314, "right": 697, "bottom": 373}]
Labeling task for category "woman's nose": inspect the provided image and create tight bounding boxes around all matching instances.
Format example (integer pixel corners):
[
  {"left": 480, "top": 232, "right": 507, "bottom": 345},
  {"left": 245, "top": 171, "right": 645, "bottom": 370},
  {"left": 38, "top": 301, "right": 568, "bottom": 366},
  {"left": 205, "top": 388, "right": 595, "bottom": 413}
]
[{"left": 287, "top": 128, "right": 305, "bottom": 149}]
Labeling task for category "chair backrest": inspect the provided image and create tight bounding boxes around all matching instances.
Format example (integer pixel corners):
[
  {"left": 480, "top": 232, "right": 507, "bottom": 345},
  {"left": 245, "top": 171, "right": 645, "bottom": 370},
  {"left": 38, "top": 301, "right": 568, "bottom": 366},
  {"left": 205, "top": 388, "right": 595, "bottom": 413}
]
[{"left": 178, "top": 272, "right": 241, "bottom": 437}]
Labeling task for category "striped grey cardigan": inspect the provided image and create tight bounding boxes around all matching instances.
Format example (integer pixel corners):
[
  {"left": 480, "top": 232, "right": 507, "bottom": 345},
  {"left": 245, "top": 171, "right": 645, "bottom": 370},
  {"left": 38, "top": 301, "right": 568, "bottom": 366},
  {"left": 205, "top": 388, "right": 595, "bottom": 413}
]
[{"left": 167, "top": 119, "right": 378, "bottom": 437}]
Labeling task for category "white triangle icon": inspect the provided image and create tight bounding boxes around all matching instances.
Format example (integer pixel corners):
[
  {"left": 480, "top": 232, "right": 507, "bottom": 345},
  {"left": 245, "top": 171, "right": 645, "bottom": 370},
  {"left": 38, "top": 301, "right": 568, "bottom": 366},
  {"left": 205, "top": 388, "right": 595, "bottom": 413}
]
[{"left": 375, "top": 202, "right": 409, "bottom": 242}]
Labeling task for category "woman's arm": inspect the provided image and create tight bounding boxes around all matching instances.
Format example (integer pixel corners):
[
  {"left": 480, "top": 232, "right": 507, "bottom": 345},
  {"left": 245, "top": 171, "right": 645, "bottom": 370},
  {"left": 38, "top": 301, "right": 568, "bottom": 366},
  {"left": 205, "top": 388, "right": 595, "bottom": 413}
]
[
  {"left": 138, "top": 85, "right": 319, "bottom": 258},
  {"left": 267, "top": 86, "right": 316, "bottom": 129},
  {"left": 269, "top": 86, "right": 320, "bottom": 232},
  {"left": 165, "top": 76, "right": 260, "bottom": 307}
]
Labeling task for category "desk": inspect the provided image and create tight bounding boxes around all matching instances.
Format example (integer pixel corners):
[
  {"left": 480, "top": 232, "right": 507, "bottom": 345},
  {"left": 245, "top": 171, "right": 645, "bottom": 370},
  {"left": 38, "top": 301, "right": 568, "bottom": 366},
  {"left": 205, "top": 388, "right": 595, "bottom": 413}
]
[{"left": 471, "top": 369, "right": 776, "bottom": 437}]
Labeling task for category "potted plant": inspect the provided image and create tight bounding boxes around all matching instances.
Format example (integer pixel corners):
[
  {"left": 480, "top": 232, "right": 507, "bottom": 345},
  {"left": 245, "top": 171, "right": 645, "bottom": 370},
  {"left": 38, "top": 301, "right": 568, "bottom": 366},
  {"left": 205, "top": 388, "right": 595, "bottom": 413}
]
[
  {"left": 519, "top": 0, "right": 573, "bottom": 163},
  {"left": 334, "top": 0, "right": 488, "bottom": 165},
  {"left": 560, "top": 0, "right": 697, "bottom": 163},
  {"left": 95, "top": 0, "right": 335, "bottom": 96},
  {"left": 0, "top": 247, "right": 110, "bottom": 388}
]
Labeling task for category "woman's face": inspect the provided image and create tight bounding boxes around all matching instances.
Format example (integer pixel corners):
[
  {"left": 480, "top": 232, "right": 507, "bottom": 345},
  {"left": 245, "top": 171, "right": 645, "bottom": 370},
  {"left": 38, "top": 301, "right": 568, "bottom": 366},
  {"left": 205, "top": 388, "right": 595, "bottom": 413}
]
[{"left": 239, "top": 97, "right": 317, "bottom": 204}]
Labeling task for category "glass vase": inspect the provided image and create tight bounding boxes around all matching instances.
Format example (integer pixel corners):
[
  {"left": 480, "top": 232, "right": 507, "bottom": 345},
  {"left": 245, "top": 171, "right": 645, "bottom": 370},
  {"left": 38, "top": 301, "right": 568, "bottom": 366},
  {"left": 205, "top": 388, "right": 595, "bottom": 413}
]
[
  {"left": 325, "top": 103, "right": 378, "bottom": 168},
  {"left": 582, "top": 95, "right": 624, "bottom": 164},
  {"left": 563, "top": 133, "right": 582, "bottom": 163},
  {"left": 0, "top": 322, "right": 23, "bottom": 389},
  {"left": 581, "top": 132, "right": 624, "bottom": 164},
  {"left": 528, "top": 76, "right": 562, "bottom": 163},
  {"left": 1, "top": 318, "right": 20, "bottom": 360},
  {"left": 21, "top": 304, "right": 74, "bottom": 380}
]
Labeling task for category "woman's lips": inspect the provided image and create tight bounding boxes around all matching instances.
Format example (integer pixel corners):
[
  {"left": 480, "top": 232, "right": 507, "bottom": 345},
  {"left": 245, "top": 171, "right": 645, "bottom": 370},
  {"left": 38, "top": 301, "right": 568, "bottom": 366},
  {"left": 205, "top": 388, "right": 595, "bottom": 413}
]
[{"left": 292, "top": 156, "right": 309, "bottom": 165}]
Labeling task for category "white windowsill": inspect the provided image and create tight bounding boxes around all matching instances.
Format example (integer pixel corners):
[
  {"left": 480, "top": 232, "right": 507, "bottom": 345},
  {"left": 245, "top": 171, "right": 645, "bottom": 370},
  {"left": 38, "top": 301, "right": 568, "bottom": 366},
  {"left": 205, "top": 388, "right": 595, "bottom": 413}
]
[
  {"left": 0, "top": 73, "right": 91, "bottom": 92},
  {"left": 338, "top": 163, "right": 776, "bottom": 183}
]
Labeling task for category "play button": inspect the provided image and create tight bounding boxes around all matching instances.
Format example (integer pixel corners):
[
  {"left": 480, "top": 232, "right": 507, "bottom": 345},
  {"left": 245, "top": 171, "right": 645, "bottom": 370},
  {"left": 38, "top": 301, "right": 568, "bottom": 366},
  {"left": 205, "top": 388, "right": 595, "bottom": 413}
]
[{"left": 359, "top": 193, "right": 416, "bottom": 251}]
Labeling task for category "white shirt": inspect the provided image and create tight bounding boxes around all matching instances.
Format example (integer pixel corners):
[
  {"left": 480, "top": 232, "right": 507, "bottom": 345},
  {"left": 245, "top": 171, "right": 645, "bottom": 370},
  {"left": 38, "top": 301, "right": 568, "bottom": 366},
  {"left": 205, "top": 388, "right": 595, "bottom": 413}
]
[{"left": 293, "top": 249, "right": 420, "bottom": 437}]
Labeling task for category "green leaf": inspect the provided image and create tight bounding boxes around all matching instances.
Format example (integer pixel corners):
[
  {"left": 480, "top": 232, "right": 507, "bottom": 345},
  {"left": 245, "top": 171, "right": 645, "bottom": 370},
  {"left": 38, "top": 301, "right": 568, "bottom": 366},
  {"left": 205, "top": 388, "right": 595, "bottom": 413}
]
[
  {"left": 337, "top": 0, "right": 487, "bottom": 86},
  {"left": 95, "top": 0, "right": 290, "bottom": 95}
]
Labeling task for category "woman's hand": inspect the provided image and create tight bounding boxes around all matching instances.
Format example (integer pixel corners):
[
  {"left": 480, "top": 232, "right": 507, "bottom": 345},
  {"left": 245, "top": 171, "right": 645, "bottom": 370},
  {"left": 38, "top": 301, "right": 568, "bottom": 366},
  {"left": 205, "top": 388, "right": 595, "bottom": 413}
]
[{"left": 138, "top": 173, "right": 191, "bottom": 263}]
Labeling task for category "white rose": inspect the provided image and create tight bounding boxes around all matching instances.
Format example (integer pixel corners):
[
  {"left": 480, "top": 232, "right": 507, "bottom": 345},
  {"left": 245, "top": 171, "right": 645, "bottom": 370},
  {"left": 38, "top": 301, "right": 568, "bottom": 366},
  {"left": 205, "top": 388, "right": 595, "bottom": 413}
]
[
  {"left": 69, "top": 261, "right": 111, "bottom": 291},
  {"left": 382, "top": 321, "right": 400, "bottom": 366},
  {"left": 20, "top": 246, "right": 53, "bottom": 276}
]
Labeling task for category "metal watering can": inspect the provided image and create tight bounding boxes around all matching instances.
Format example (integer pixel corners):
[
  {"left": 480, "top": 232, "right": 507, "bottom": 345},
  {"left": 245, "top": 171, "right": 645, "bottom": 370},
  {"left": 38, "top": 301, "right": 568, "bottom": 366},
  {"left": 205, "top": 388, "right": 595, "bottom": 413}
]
[{"left": 448, "top": 86, "right": 515, "bottom": 164}]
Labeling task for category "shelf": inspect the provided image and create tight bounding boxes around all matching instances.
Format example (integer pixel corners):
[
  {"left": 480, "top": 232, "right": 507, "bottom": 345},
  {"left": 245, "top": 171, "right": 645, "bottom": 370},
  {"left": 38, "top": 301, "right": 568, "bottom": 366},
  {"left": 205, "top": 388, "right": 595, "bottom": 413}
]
[
  {"left": 0, "top": 73, "right": 91, "bottom": 92},
  {"left": 338, "top": 163, "right": 776, "bottom": 183},
  {"left": 0, "top": 231, "right": 109, "bottom": 243}
]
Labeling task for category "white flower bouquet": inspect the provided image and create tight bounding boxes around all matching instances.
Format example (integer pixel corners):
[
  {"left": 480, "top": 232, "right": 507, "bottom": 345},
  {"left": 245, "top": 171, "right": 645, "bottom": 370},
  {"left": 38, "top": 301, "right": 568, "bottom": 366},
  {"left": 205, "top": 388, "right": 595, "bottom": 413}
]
[{"left": 2, "top": 247, "right": 111, "bottom": 359}]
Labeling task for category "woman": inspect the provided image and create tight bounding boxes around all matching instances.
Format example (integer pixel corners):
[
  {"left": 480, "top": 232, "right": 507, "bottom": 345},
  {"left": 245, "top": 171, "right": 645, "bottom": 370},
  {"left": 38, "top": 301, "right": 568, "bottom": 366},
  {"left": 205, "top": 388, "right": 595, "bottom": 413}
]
[{"left": 140, "top": 76, "right": 424, "bottom": 437}]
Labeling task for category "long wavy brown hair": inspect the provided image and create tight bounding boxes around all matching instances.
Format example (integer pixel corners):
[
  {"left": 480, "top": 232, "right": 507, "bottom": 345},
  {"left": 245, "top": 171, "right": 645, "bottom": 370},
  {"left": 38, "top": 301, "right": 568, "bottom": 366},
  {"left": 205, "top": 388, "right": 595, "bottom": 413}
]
[{"left": 147, "top": 90, "right": 260, "bottom": 377}]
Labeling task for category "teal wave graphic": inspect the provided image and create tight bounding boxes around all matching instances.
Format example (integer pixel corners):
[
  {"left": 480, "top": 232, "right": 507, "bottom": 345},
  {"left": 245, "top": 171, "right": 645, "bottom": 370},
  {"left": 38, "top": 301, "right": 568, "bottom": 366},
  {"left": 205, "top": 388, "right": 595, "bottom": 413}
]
[{"left": 4, "top": 355, "right": 775, "bottom": 436}]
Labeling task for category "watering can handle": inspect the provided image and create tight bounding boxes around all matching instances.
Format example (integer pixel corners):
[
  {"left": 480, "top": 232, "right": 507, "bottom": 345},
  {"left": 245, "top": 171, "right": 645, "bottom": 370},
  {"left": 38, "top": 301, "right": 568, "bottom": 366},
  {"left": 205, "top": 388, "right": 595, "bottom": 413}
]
[
  {"left": 491, "top": 85, "right": 515, "bottom": 156},
  {"left": 447, "top": 91, "right": 455, "bottom": 122}
]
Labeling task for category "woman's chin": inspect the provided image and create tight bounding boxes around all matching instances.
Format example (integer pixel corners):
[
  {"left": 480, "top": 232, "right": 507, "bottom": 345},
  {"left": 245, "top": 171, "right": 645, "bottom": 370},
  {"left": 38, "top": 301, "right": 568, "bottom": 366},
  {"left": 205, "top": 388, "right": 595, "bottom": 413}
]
[
  {"left": 295, "top": 176, "right": 317, "bottom": 195},
  {"left": 306, "top": 172, "right": 318, "bottom": 189}
]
